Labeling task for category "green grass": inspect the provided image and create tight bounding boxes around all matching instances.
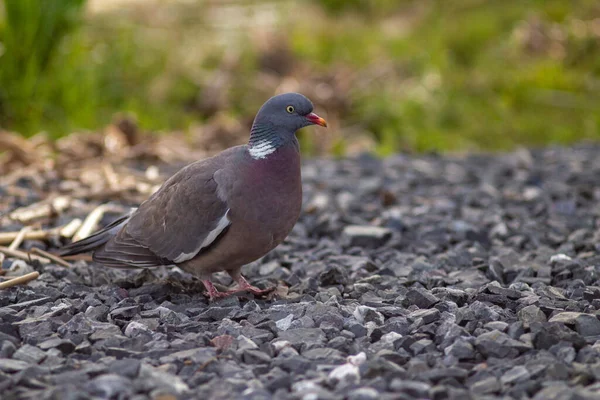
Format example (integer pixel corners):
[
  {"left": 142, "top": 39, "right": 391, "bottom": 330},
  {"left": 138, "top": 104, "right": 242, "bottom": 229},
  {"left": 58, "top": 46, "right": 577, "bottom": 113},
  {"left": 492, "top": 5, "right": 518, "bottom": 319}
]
[
  {"left": 0, "top": 0, "right": 201, "bottom": 136},
  {"left": 296, "top": 0, "right": 600, "bottom": 152},
  {"left": 0, "top": 0, "right": 88, "bottom": 134},
  {"left": 1, "top": 0, "right": 600, "bottom": 153}
]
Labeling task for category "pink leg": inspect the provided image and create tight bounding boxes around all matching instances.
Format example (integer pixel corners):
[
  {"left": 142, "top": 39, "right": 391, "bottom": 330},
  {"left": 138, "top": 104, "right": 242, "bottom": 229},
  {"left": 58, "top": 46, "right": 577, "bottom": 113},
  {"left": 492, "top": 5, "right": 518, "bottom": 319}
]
[
  {"left": 202, "top": 280, "right": 228, "bottom": 300},
  {"left": 235, "top": 275, "right": 274, "bottom": 296},
  {"left": 201, "top": 276, "right": 274, "bottom": 301}
]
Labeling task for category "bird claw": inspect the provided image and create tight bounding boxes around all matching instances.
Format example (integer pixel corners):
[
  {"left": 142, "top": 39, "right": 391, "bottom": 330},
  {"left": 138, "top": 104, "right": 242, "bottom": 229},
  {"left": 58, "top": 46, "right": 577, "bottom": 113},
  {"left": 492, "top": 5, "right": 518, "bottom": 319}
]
[
  {"left": 234, "top": 276, "right": 275, "bottom": 297},
  {"left": 202, "top": 278, "right": 274, "bottom": 301},
  {"left": 240, "top": 284, "right": 275, "bottom": 297}
]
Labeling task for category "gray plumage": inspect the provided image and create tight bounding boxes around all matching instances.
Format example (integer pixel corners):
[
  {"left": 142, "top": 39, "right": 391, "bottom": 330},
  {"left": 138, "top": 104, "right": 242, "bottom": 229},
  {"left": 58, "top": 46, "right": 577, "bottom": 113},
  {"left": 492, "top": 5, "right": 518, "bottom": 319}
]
[{"left": 60, "top": 93, "right": 327, "bottom": 299}]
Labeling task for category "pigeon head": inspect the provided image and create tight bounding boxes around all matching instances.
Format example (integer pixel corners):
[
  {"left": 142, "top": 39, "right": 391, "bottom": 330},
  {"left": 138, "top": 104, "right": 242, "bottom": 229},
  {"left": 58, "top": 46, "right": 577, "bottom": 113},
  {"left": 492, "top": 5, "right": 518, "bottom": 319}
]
[
  {"left": 249, "top": 93, "right": 327, "bottom": 159},
  {"left": 254, "top": 93, "right": 327, "bottom": 132}
]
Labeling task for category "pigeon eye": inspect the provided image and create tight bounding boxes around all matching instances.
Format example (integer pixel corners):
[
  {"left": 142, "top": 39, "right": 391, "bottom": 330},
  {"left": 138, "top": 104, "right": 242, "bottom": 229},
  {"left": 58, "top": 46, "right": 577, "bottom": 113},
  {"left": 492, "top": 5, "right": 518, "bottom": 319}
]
[{"left": 286, "top": 105, "right": 295, "bottom": 114}]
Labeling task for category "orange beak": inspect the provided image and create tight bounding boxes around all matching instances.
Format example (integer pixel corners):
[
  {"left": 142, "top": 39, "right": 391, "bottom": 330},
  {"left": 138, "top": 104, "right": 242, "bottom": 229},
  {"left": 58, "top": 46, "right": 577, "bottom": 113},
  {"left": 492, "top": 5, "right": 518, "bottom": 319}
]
[{"left": 305, "top": 112, "right": 328, "bottom": 127}]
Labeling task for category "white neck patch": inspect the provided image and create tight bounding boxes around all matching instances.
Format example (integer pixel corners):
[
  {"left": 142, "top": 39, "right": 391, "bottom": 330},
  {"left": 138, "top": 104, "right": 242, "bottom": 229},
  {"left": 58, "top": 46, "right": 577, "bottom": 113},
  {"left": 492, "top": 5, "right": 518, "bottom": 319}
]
[{"left": 249, "top": 139, "right": 276, "bottom": 159}]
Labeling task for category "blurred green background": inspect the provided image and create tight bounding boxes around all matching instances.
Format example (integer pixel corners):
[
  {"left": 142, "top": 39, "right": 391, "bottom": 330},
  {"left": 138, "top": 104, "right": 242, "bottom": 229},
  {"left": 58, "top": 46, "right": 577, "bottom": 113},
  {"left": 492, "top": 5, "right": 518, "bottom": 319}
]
[{"left": 1, "top": 0, "right": 599, "bottom": 155}]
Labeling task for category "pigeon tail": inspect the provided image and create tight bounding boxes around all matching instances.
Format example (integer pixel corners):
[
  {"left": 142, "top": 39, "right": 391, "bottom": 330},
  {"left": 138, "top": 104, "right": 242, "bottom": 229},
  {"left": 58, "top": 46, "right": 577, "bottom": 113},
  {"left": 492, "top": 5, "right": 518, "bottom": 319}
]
[{"left": 59, "top": 215, "right": 129, "bottom": 256}]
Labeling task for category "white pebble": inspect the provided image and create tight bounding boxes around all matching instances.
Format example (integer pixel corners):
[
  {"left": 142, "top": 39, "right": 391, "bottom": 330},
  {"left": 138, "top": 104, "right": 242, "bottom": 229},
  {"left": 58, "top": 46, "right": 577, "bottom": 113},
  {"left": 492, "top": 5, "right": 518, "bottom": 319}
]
[{"left": 550, "top": 254, "right": 572, "bottom": 263}]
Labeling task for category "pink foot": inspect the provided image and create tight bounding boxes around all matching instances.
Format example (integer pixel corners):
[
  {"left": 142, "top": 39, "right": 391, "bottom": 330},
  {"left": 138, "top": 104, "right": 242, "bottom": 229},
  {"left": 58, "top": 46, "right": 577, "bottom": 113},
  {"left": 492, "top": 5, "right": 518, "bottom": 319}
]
[
  {"left": 201, "top": 280, "right": 233, "bottom": 300},
  {"left": 236, "top": 276, "right": 275, "bottom": 296},
  {"left": 201, "top": 277, "right": 274, "bottom": 301}
]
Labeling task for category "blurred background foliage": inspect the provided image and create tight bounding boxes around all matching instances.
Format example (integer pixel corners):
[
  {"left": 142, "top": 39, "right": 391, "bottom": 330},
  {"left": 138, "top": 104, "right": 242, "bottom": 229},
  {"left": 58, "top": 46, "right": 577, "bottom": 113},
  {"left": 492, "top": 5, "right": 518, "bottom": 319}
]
[{"left": 0, "top": 0, "right": 599, "bottom": 155}]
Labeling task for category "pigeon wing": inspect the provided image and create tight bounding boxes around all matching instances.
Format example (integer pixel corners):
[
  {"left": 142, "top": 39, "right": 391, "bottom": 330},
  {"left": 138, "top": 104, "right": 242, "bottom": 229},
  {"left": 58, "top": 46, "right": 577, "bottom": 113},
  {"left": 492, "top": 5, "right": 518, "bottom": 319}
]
[{"left": 95, "top": 158, "right": 232, "bottom": 267}]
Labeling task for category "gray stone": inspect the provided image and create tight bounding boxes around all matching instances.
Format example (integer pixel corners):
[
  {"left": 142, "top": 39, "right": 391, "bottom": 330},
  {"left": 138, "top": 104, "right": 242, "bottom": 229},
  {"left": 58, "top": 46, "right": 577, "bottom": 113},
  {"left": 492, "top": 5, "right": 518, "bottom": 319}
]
[
  {"left": 422, "top": 367, "right": 469, "bottom": 383},
  {"left": 275, "top": 314, "right": 294, "bottom": 331},
  {"left": 38, "top": 338, "right": 76, "bottom": 354},
  {"left": 408, "top": 308, "right": 440, "bottom": 324},
  {"left": 405, "top": 288, "right": 439, "bottom": 308},
  {"left": 90, "top": 324, "right": 123, "bottom": 341},
  {"left": 302, "top": 347, "right": 345, "bottom": 361},
  {"left": 518, "top": 305, "right": 547, "bottom": 326},
  {"left": 484, "top": 321, "right": 509, "bottom": 331},
  {"left": 342, "top": 225, "right": 392, "bottom": 248},
  {"left": 108, "top": 358, "right": 141, "bottom": 378},
  {"left": 12, "top": 344, "right": 47, "bottom": 364},
  {"left": 347, "top": 321, "right": 368, "bottom": 338},
  {"left": 409, "top": 339, "right": 434, "bottom": 355},
  {"left": 470, "top": 376, "right": 500, "bottom": 395},
  {"left": 124, "top": 321, "right": 152, "bottom": 338},
  {"left": 50, "top": 369, "right": 89, "bottom": 385},
  {"left": 159, "top": 347, "right": 217, "bottom": 364},
  {"left": 319, "top": 265, "right": 349, "bottom": 286},
  {"left": 501, "top": 366, "right": 531, "bottom": 384},
  {"left": 486, "top": 284, "right": 523, "bottom": 299},
  {"left": 0, "top": 358, "right": 30, "bottom": 372},
  {"left": 235, "top": 335, "right": 258, "bottom": 352},
  {"left": 242, "top": 349, "right": 272, "bottom": 364},
  {"left": 7, "top": 297, "right": 51, "bottom": 311},
  {"left": 0, "top": 341, "right": 17, "bottom": 358},
  {"left": 532, "top": 383, "right": 579, "bottom": 400},
  {"left": 354, "top": 306, "right": 385, "bottom": 325},
  {"left": 475, "top": 330, "right": 532, "bottom": 358},
  {"left": 348, "top": 387, "right": 379, "bottom": 400},
  {"left": 277, "top": 328, "right": 326, "bottom": 350},
  {"left": 135, "top": 363, "right": 189, "bottom": 394},
  {"left": 109, "top": 305, "right": 140, "bottom": 321},
  {"left": 446, "top": 339, "right": 475, "bottom": 360},
  {"left": 549, "top": 312, "right": 600, "bottom": 337},
  {"left": 87, "top": 374, "right": 133, "bottom": 398},
  {"left": 389, "top": 380, "right": 431, "bottom": 397}
]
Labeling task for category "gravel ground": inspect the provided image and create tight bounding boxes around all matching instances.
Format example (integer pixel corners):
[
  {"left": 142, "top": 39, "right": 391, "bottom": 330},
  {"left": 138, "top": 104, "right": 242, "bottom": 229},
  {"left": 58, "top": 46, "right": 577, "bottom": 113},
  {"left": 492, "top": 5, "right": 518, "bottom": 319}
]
[{"left": 2, "top": 145, "right": 600, "bottom": 400}]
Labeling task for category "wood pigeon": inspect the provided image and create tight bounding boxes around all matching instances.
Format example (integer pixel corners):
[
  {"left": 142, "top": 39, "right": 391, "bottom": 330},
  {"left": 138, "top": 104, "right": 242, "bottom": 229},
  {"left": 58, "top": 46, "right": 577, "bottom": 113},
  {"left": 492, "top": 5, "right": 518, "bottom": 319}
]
[{"left": 60, "top": 93, "right": 327, "bottom": 300}]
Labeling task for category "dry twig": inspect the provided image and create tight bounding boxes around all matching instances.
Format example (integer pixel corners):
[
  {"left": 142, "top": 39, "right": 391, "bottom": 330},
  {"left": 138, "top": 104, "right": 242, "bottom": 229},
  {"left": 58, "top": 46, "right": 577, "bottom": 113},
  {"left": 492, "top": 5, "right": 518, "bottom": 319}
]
[
  {"left": 31, "top": 248, "right": 71, "bottom": 268},
  {"left": 0, "top": 221, "right": 78, "bottom": 245},
  {"left": 0, "top": 131, "right": 36, "bottom": 165},
  {"left": 60, "top": 218, "right": 83, "bottom": 238},
  {"left": 0, "top": 272, "right": 40, "bottom": 289},
  {"left": 62, "top": 254, "right": 93, "bottom": 262},
  {"left": 0, "top": 229, "right": 52, "bottom": 245},
  {"left": 102, "top": 163, "right": 121, "bottom": 191},
  {"left": 0, "top": 246, "right": 50, "bottom": 265},
  {"left": 73, "top": 204, "right": 108, "bottom": 241},
  {"left": 9, "top": 196, "right": 71, "bottom": 224},
  {"left": 8, "top": 226, "right": 32, "bottom": 250}
]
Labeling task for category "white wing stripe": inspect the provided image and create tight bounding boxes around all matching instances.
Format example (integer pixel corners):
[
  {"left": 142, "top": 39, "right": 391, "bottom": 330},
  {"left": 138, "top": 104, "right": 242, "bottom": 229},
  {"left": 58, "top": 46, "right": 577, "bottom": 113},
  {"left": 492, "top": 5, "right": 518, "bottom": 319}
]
[{"left": 173, "top": 209, "right": 231, "bottom": 263}]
